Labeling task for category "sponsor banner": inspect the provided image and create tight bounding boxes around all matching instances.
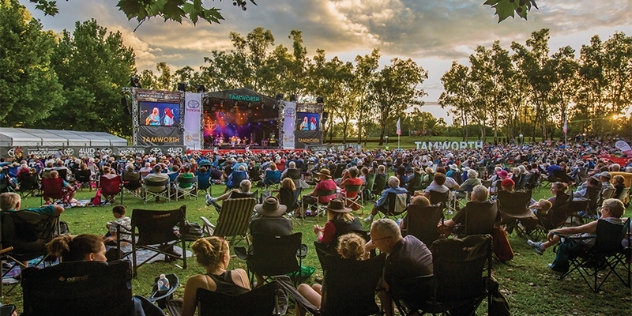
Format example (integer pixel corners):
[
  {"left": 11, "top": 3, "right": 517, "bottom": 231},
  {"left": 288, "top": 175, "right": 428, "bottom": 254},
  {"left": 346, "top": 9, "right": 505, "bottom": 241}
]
[
  {"left": 138, "top": 126, "right": 183, "bottom": 146},
  {"left": 294, "top": 130, "right": 323, "bottom": 149},
  {"left": 184, "top": 92, "right": 202, "bottom": 149},
  {"left": 282, "top": 101, "right": 296, "bottom": 149},
  {"left": 1, "top": 146, "right": 187, "bottom": 158},
  {"left": 306, "top": 143, "right": 362, "bottom": 153},
  {"left": 135, "top": 89, "right": 181, "bottom": 103}
]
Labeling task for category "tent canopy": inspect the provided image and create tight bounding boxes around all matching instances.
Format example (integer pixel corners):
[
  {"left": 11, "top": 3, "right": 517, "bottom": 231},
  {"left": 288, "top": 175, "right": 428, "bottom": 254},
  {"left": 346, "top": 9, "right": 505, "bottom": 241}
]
[{"left": 0, "top": 128, "right": 128, "bottom": 147}]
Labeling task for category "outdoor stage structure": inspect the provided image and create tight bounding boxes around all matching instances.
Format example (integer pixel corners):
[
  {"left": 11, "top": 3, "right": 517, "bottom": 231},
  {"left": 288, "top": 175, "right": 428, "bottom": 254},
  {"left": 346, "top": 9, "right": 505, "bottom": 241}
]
[{"left": 127, "top": 87, "right": 324, "bottom": 152}]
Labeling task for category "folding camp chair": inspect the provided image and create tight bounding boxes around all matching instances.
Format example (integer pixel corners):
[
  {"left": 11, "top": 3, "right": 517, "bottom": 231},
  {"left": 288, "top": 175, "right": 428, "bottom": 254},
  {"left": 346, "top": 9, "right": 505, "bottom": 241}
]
[
  {"left": 1, "top": 211, "right": 60, "bottom": 296},
  {"left": 195, "top": 282, "right": 278, "bottom": 316},
  {"left": 21, "top": 260, "right": 165, "bottom": 316},
  {"left": 372, "top": 173, "right": 387, "bottom": 196},
  {"left": 375, "top": 192, "right": 408, "bottom": 220},
  {"left": 18, "top": 173, "right": 40, "bottom": 198},
  {"left": 284, "top": 168, "right": 303, "bottom": 190},
  {"left": 401, "top": 203, "right": 444, "bottom": 246},
  {"left": 74, "top": 169, "right": 94, "bottom": 191},
  {"left": 497, "top": 190, "right": 538, "bottom": 238},
  {"left": 234, "top": 233, "right": 305, "bottom": 286},
  {"left": 279, "top": 187, "right": 303, "bottom": 224},
  {"left": 175, "top": 176, "right": 198, "bottom": 201},
  {"left": 277, "top": 250, "right": 386, "bottom": 316},
  {"left": 99, "top": 175, "right": 122, "bottom": 204},
  {"left": 142, "top": 178, "right": 171, "bottom": 204},
  {"left": 341, "top": 184, "right": 363, "bottom": 213},
  {"left": 557, "top": 218, "right": 631, "bottom": 292},
  {"left": 389, "top": 235, "right": 494, "bottom": 316},
  {"left": 201, "top": 197, "right": 256, "bottom": 245},
  {"left": 40, "top": 177, "right": 70, "bottom": 206},
  {"left": 454, "top": 200, "right": 499, "bottom": 238},
  {"left": 122, "top": 171, "right": 142, "bottom": 199},
  {"left": 118, "top": 206, "right": 188, "bottom": 276},
  {"left": 532, "top": 193, "right": 572, "bottom": 240}
]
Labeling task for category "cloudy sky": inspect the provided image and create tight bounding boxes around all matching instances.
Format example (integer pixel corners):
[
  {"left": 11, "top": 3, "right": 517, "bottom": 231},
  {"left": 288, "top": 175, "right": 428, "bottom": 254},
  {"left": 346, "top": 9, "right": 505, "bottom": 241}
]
[{"left": 23, "top": 0, "right": 632, "bottom": 123}]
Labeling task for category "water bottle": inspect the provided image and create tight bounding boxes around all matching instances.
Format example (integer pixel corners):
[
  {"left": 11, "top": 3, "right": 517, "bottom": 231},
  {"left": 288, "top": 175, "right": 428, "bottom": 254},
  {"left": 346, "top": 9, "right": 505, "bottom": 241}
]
[
  {"left": 157, "top": 274, "right": 170, "bottom": 294},
  {"left": 305, "top": 209, "right": 312, "bottom": 217}
]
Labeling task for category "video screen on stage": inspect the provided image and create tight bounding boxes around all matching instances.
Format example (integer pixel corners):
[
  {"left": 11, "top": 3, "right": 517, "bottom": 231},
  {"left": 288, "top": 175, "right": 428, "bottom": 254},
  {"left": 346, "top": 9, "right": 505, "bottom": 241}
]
[
  {"left": 296, "top": 112, "right": 320, "bottom": 131},
  {"left": 140, "top": 101, "right": 180, "bottom": 126}
]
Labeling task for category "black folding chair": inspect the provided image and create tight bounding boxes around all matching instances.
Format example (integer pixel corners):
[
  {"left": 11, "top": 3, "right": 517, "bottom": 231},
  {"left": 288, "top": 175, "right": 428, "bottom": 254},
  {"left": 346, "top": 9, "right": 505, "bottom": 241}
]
[
  {"left": 234, "top": 233, "right": 305, "bottom": 286},
  {"left": 22, "top": 260, "right": 164, "bottom": 316},
  {"left": 1, "top": 210, "right": 60, "bottom": 296},
  {"left": 558, "top": 218, "right": 631, "bottom": 292},
  {"left": 390, "top": 235, "right": 494, "bottom": 316},
  {"left": 402, "top": 203, "right": 444, "bottom": 246},
  {"left": 196, "top": 282, "right": 278, "bottom": 316},
  {"left": 497, "top": 190, "right": 537, "bottom": 238},
  {"left": 18, "top": 173, "right": 40, "bottom": 198},
  {"left": 117, "top": 206, "right": 188, "bottom": 276},
  {"left": 454, "top": 200, "right": 499, "bottom": 238}
]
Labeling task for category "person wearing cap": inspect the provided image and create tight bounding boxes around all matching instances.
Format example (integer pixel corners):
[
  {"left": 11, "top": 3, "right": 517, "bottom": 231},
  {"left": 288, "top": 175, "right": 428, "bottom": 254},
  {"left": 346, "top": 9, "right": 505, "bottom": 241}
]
[
  {"left": 500, "top": 178, "right": 515, "bottom": 192},
  {"left": 302, "top": 169, "right": 337, "bottom": 212},
  {"left": 490, "top": 169, "right": 509, "bottom": 194},
  {"left": 313, "top": 199, "right": 362, "bottom": 251},
  {"left": 143, "top": 165, "right": 170, "bottom": 201}
]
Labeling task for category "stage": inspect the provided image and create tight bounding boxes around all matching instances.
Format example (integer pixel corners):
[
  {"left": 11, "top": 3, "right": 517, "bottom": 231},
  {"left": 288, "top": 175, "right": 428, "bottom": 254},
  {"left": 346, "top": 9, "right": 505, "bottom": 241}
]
[{"left": 187, "top": 148, "right": 303, "bottom": 155}]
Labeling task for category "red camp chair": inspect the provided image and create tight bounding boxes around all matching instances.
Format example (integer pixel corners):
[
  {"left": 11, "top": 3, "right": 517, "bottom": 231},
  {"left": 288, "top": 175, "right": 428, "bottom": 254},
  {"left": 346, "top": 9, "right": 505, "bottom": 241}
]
[
  {"left": 41, "top": 178, "right": 69, "bottom": 205},
  {"left": 99, "top": 176, "right": 122, "bottom": 204}
]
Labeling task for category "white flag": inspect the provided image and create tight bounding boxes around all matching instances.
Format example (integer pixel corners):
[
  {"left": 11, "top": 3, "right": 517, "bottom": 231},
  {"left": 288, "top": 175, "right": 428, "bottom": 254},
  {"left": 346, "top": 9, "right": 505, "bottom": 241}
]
[
  {"left": 396, "top": 118, "right": 401, "bottom": 136},
  {"left": 563, "top": 116, "right": 567, "bottom": 134}
]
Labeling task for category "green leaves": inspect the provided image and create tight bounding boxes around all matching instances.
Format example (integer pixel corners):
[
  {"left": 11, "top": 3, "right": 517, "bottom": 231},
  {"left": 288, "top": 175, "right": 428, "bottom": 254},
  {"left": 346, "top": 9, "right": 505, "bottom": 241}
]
[
  {"left": 484, "top": 0, "right": 539, "bottom": 22},
  {"left": 115, "top": 0, "right": 230, "bottom": 26}
]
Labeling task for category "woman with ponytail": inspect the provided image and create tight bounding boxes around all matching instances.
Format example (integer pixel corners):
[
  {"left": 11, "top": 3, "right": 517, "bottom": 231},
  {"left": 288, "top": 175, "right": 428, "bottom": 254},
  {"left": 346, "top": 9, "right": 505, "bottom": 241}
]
[
  {"left": 46, "top": 234, "right": 107, "bottom": 262},
  {"left": 178, "top": 236, "right": 250, "bottom": 316}
]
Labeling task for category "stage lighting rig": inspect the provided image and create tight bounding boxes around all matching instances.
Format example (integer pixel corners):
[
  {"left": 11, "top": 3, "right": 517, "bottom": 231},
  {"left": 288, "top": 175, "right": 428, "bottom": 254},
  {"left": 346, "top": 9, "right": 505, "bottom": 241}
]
[
  {"left": 177, "top": 83, "right": 187, "bottom": 91},
  {"left": 197, "top": 85, "right": 207, "bottom": 93}
]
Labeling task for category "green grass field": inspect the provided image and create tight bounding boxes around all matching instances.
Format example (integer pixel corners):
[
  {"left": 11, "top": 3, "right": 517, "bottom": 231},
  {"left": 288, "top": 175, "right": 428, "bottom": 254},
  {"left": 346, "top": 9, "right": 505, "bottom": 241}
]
[{"left": 5, "top": 180, "right": 632, "bottom": 315}]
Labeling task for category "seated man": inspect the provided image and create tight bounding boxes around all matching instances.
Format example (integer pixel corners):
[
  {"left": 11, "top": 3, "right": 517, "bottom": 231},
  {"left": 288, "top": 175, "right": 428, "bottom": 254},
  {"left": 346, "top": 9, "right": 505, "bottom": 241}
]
[
  {"left": 527, "top": 198, "right": 625, "bottom": 272},
  {"left": 365, "top": 176, "right": 408, "bottom": 222},
  {"left": 143, "top": 165, "right": 170, "bottom": 201},
  {"left": 366, "top": 218, "right": 433, "bottom": 316},
  {"left": 49, "top": 170, "right": 76, "bottom": 202}
]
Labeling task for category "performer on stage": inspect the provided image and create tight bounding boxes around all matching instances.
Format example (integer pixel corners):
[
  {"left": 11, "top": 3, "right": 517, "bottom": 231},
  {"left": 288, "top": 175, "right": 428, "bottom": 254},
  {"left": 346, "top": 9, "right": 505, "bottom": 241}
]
[
  {"left": 243, "top": 136, "right": 249, "bottom": 145},
  {"left": 163, "top": 108, "right": 175, "bottom": 126},
  {"left": 146, "top": 107, "right": 160, "bottom": 125},
  {"left": 310, "top": 117, "right": 317, "bottom": 130}
]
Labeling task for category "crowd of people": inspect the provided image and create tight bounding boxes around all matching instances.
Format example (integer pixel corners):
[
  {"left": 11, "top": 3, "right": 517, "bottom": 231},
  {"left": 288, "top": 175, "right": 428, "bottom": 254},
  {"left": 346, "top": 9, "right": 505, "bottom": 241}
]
[{"left": 1, "top": 136, "right": 631, "bottom": 315}]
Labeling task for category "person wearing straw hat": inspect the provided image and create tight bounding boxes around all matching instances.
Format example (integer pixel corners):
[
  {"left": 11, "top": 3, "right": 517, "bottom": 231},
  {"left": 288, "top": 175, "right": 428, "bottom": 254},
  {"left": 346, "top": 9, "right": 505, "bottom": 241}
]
[
  {"left": 250, "top": 197, "right": 293, "bottom": 237},
  {"left": 313, "top": 199, "right": 362, "bottom": 251},
  {"left": 302, "top": 169, "right": 337, "bottom": 213}
]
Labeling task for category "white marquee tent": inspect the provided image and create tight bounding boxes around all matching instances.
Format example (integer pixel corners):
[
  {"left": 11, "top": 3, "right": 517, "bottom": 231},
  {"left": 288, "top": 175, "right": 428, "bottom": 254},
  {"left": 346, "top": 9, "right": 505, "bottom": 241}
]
[{"left": 0, "top": 128, "right": 127, "bottom": 147}]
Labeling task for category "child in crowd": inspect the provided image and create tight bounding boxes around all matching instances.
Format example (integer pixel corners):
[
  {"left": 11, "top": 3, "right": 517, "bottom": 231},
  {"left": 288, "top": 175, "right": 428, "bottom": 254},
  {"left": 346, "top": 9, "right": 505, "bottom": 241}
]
[
  {"left": 296, "top": 233, "right": 368, "bottom": 316},
  {"left": 104, "top": 205, "right": 131, "bottom": 245},
  {"left": 530, "top": 199, "right": 552, "bottom": 217}
]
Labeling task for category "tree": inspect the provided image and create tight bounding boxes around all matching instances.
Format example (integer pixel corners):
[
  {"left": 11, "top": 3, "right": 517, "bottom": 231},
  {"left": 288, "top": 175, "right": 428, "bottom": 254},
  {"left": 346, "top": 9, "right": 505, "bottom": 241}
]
[
  {"left": 40, "top": 19, "right": 136, "bottom": 135},
  {"left": 352, "top": 49, "right": 380, "bottom": 144},
  {"left": 370, "top": 58, "right": 428, "bottom": 145},
  {"left": 548, "top": 46, "right": 578, "bottom": 140},
  {"left": 28, "top": 0, "right": 537, "bottom": 26},
  {"left": 0, "top": 0, "right": 64, "bottom": 127},
  {"left": 439, "top": 61, "right": 475, "bottom": 141}
]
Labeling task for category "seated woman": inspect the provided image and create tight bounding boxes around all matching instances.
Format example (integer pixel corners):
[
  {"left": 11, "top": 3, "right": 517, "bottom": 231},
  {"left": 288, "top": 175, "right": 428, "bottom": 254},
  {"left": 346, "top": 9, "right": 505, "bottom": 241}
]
[
  {"left": 49, "top": 170, "right": 76, "bottom": 201},
  {"left": 296, "top": 233, "right": 367, "bottom": 316},
  {"left": 399, "top": 195, "right": 431, "bottom": 229},
  {"left": 177, "top": 164, "right": 195, "bottom": 190},
  {"left": 277, "top": 178, "right": 299, "bottom": 216},
  {"left": 262, "top": 163, "right": 281, "bottom": 186},
  {"left": 173, "top": 236, "right": 250, "bottom": 316},
  {"left": 313, "top": 199, "right": 362, "bottom": 251},
  {"left": 47, "top": 234, "right": 107, "bottom": 263}
]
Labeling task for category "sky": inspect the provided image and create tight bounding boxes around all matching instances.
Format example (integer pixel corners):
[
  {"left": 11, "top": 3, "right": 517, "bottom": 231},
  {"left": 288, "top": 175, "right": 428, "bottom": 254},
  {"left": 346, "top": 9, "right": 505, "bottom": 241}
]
[{"left": 22, "top": 0, "right": 632, "bottom": 124}]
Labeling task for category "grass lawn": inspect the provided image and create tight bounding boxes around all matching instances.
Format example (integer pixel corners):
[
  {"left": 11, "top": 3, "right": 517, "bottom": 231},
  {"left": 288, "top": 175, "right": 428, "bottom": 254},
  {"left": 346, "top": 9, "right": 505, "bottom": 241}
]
[{"left": 5, "top": 181, "right": 632, "bottom": 315}]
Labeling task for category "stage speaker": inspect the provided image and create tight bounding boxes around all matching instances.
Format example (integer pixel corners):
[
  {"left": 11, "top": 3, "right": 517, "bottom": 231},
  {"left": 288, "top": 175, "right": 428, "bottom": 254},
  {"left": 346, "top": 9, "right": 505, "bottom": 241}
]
[
  {"left": 130, "top": 77, "right": 141, "bottom": 88},
  {"left": 322, "top": 112, "right": 329, "bottom": 125},
  {"left": 177, "top": 83, "right": 187, "bottom": 91},
  {"left": 317, "top": 96, "right": 324, "bottom": 104},
  {"left": 121, "top": 97, "right": 131, "bottom": 115},
  {"left": 276, "top": 93, "right": 283, "bottom": 100},
  {"left": 197, "top": 85, "right": 207, "bottom": 93},
  {"left": 289, "top": 94, "right": 297, "bottom": 102}
]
